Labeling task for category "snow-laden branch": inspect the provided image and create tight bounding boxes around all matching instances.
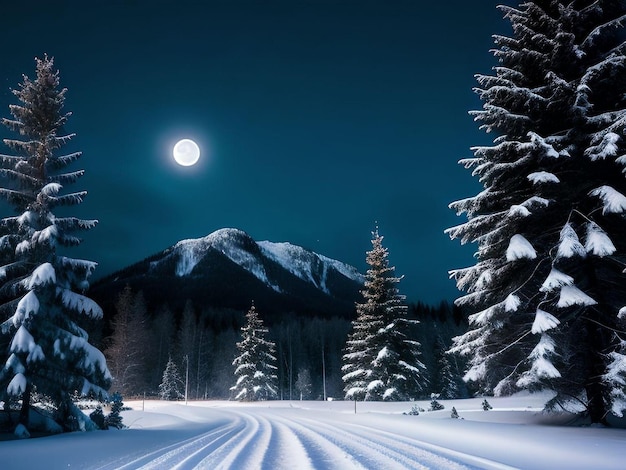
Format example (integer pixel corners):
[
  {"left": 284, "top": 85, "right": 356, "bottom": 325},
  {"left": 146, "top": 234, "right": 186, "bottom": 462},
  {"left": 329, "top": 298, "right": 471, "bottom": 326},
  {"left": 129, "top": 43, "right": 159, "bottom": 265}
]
[
  {"left": 46, "top": 191, "right": 87, "bottom": 207},
  {"left": 48, "top": 170, "right": 85, "bottom": 185},
  {"left": 506, "top": 234, "right": 537, "bottom": 261},
  {"left": 585, "top": 223, "right": 616, "bottom": 257},
  {"left": 589, "top": 186, "right": 626, "bottom": 214},
  {"left": 57, "top": 288, "right": 103, "bottom": 319},
  {"left": 48, "top": 152, "right": 82, "bottom": 169},
  {"left": 581, "top": 14, "right": 626, "bottom": 48}
]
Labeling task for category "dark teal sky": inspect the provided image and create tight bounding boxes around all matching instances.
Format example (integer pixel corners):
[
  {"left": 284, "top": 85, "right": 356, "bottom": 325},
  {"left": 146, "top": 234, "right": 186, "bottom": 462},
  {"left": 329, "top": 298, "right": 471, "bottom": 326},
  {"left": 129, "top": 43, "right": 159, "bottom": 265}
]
[{"left": 0, "top": 1, "right": 509, "bottom": 304}]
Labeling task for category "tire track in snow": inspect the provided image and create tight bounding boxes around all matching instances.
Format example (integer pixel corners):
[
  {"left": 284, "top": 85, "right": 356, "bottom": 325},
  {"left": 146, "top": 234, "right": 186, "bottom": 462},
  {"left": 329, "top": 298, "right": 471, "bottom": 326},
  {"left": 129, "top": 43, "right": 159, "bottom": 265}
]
[
  {"left": 256, "top": 417, "right": 313, "bottom": 469},
  {"left": 300, "top": 417, "right": 517, "bottom": 470},
  {"left": 197, "top": 408, "right": 372, "bottom": 469},
  {"left": 266, "top": 412, "right": 393, "bottom": 469},
  {"left": 93, "top": 418, "right": 242, "bottom": 470},
  {"left": 270, "top": 413, "right": 453, "bottom": 470},
  {"left": 94, "top": 406, "right": 517, "bottom": 470},
  {"left": 196, "top": 411, "right": 272, "bottom": 469}
]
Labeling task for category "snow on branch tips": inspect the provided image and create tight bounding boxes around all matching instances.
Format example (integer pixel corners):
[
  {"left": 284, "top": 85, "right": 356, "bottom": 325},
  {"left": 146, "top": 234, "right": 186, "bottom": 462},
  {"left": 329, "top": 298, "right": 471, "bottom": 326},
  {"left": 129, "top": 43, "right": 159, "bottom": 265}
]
[
  {"left": 57, "top": 256, "right": 98, "bottom": 275},
  {"left": 464, "top": 362, "right": 487, "bottom": 383},
  {"left": 585, "top": 223, "right": 616, "bottom": 257},
  {"left": 516, "top": 356, "right": 561, "bottom": 388},
  {"left": 15, "top": 240, "right": 30, "bottom": 255},
  {"left": 78, "top": 342, "right": 112, "bottom": 380},
  {"left": 557, "top": 224, "right": 586, "bottom": 259},
  {"left": 41, "top": 182, "right": 62, "bottom": 196},
  {"left": 31, "top": 225, "right": 58, "bottom": 246},
  {"left": 603, "top": 351, "right": 626, "bottom": 417},
  {"left": 505, "top": 293, "right": 521, "bottom": 312},
  {"left": 530, "top": 334, "right": 557, "bottom": 359},
  {"left": 527, "top": 171, "right": 560, "bottom": 185},
  {"left": 7, "top": 373, "right": 27, "bottom": 396},
  {"left": 590, "top": 186, "right": 626, "bottom": 214},
  {"left": 531, "top": 309, "right": 560, "bottom": 334},
  {"left": 508, "top": 204, "right": 531, "bottom": 218},
  {"left": 516, "top": 334, "right": 562, "bottom": 388},
  {"left": 585, "top": 132, "right": 620, "bottom": 161},
  {"left": 506, "top": 234, "right": 537, "bottom": 261},
  {"left": 528, "top": 132, "right": 560, "bottom": 159},
  {"left": 13, "top": 291, "right": 40, "bottom": 327},
  {"left": 540, "top": 269, "right": 574, "bottom": 292},
  {"left": 27, "top": 262, "right": 56, "bottom": 289},
  {"left": 17, "top": 210, "right": 35, "bottom": 227},
  {"left": 557, "top": 285, "right": 597, "bottom": 308},
  {"left": 10, "top": 325, "right": 45, "bottom": 364},
  {"left": 604, "top": 351, "right": 626, "bottom": 386},
  {"left": 59, "top": 289, "right": 103, "bottom": 318}
]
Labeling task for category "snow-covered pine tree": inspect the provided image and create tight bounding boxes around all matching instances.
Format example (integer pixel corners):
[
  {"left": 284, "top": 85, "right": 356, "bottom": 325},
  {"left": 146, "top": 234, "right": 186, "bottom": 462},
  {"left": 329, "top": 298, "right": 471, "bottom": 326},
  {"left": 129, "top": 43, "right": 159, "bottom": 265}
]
[
  {"left": 295, "top": 367, "right": 313, "bottom": 400},
  {"left": 433, "top": 335, "right": 461, "bottom": 399},
  {"left": 230, "top": 303, "right": 278, "bottom": 401},
  {"left": 0, "top": 56, "right": 110, "bottom": 431},
  {"left": 159, "top": 356, "right": 184, "bottom": 401},
  {"left": 104, "top": 392, "right": 124, "bottom": 429},
  {"left": 447, "top": 1, "right": 626, "bottom": 424},
  {"left": 342, "top": 227, "right": 427, "bottom": 401}
]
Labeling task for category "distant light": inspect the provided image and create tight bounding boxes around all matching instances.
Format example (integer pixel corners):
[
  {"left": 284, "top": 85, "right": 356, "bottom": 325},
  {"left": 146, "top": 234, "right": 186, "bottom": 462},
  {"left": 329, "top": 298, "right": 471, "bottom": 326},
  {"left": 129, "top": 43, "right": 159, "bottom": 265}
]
[{"left": 173, "top": 139, "right": 200, "bottom": 166}]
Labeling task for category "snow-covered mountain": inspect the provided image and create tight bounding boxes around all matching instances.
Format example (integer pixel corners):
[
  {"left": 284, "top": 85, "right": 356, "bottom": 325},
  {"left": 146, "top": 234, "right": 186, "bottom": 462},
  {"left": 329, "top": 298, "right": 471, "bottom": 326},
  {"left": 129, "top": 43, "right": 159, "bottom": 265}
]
[{"left": 90, "top": 228, "right": 364, "bottom": 319}]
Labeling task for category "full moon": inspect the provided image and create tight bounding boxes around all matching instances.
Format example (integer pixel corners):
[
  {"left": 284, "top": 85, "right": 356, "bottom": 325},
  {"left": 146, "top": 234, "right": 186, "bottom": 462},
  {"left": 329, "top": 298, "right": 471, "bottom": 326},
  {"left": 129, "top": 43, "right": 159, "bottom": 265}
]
[{"left": 173, "top": 139, "right": 200, "bottom": 166}]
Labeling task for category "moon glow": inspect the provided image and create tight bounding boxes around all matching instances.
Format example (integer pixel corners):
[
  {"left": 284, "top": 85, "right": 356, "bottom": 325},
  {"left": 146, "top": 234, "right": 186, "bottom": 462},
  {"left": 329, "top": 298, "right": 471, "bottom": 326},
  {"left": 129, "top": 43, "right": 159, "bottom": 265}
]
[{"left": 173, "top": 139, "right": 200, "bottom": 166}]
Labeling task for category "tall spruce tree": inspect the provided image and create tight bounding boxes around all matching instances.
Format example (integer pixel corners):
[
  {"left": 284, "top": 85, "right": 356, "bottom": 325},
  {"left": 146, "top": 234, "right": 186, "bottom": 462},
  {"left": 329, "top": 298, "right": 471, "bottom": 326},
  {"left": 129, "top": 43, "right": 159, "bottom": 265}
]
[
  {"left": 447, "top": 1, "right": 626, "bottom": 423},
  {"left": 0, "top": 56, "right": 110, "bottom": 431},
  {"left": 433, "top": 334, "right": 462, "bottom": 399},
  {"left": 342, "top": 227, "right": 426, "bottom": 401},
  {"left": 230, "top": 303, "right": 278, "bottom": 401}
]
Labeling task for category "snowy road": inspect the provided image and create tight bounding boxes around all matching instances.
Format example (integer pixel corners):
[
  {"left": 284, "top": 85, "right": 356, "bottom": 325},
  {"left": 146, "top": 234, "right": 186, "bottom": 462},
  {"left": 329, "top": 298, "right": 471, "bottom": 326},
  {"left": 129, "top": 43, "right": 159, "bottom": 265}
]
[
  {"left": 3, "top": 397, "right": 626, "bottom": 469},
  {"left": 94, "top": 405, "right": 512, "bottom": 470}
]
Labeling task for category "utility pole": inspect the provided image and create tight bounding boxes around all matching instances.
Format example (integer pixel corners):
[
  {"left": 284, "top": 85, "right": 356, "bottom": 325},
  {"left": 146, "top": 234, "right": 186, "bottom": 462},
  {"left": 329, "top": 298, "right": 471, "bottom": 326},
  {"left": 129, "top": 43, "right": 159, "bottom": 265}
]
[
  {"left": 322, "top": 337, "right": 327, "bottom": 401},
  {"left": 184, "top": 354, "right": 189, "bottom": 405}
]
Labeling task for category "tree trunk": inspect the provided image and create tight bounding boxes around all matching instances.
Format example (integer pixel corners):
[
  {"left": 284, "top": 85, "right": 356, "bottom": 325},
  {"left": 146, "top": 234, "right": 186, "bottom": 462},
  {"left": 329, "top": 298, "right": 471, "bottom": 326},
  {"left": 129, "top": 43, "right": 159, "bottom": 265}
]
[
  {"left": 585, "top": 319, "right": 610, "bottom": 426},
  {"left": 586, "top": 380, "right": 609, "bottom": 426},
  {"left": 18, "top": 383, "right": 31, "bottom": 429}
]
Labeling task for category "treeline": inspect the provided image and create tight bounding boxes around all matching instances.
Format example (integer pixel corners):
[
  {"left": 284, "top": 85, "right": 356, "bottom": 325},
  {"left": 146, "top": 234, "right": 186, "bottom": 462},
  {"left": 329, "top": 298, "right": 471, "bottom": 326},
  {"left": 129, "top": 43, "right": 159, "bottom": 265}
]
[{"left": 99, "top": 286, "right": 468, "bottom": 401}]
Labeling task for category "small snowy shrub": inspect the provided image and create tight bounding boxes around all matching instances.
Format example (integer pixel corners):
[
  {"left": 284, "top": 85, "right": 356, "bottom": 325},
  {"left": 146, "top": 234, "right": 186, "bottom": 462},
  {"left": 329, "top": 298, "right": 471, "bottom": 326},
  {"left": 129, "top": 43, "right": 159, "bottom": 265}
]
[
  {"left": 429, "top": 393, "right": 445, "bottom": 411},
  {"left": 451, "top": 407, "right": 459, "bottom": 419},
  {"left": 14, "top": 423, "right": 30, "bottom": 439},
  {"left": 482, "top": 399, "right": 493, "bottom": 411},
  {"left": 105, "top": 393, "right": 125, "bottom": 429},
  {"left": 90, "top": 406, "right": 106, "bottom": 430},
  {"left": 404, "top": 404, "right": 423, "bottom": 416}
]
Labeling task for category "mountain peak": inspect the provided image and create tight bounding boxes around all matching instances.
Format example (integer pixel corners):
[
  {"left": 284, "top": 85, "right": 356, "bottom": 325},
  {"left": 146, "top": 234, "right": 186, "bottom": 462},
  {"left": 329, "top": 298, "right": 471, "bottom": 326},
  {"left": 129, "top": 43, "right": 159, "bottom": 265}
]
[
  {"left": 172, "top": 228, "right": 258, "bottom": 277},
  {"left": 91, "top": 228, "right": 364, "bottom": 318}
]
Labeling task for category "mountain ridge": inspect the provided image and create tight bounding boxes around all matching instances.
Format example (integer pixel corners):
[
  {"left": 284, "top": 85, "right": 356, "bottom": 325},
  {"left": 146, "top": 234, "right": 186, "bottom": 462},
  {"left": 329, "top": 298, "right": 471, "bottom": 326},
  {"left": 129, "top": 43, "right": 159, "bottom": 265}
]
[{"left": 89, "top": 228, "right": 364, "bottom": 321}]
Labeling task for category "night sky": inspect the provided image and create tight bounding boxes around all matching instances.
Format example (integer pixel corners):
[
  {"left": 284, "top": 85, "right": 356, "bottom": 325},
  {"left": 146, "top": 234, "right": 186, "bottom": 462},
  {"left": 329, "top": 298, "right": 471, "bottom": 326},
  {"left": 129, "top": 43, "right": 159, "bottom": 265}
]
[{"left": 0, "top": 1, "right": 510, "bottom": 305}]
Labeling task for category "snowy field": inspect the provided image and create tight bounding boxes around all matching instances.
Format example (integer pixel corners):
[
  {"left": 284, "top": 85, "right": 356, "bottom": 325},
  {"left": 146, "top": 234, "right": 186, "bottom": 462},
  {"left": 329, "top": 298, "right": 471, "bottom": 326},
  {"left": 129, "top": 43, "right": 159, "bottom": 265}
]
[{"left": 1, "top": 393, "right": 625, "bottom": 469}]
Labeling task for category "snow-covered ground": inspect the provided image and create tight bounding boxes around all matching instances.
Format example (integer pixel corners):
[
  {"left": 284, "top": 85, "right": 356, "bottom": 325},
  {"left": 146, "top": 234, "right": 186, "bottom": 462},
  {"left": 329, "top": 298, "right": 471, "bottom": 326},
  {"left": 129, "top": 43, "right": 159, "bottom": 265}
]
[{"left": 1, "top": 393, "right": 625, "bottom": 469}]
